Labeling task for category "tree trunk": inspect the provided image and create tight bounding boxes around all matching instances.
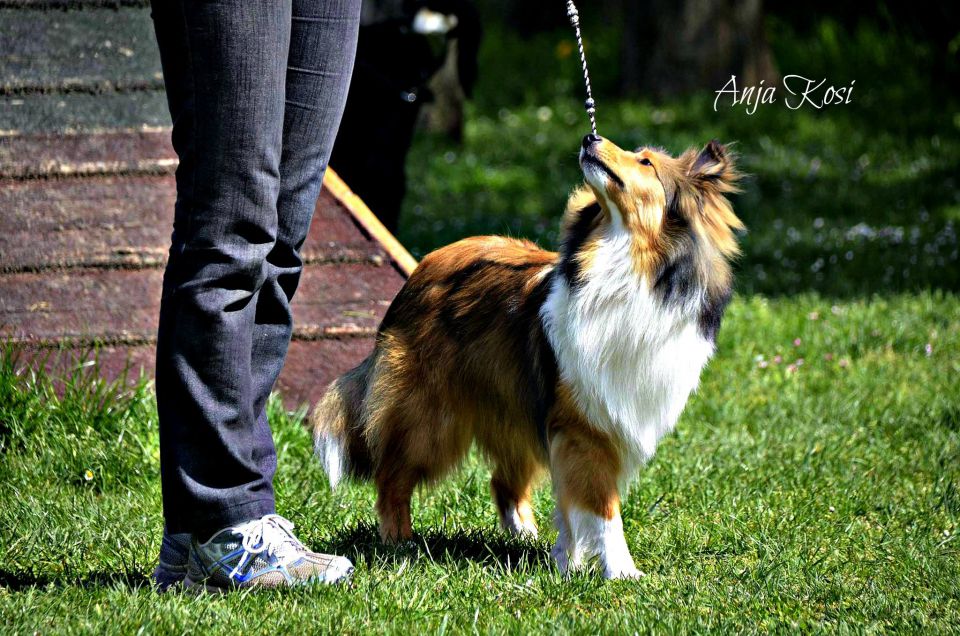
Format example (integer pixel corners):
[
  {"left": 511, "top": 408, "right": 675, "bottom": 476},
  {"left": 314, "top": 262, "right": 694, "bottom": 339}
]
[{"left": 620, "top": 0, "right": 778, "bottom": 98}]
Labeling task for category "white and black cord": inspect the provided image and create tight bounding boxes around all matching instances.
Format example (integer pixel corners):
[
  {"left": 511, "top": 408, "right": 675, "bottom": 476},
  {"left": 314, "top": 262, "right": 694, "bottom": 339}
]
[{"left": 566, "top": 0, "right": 597, "bottom": 136}]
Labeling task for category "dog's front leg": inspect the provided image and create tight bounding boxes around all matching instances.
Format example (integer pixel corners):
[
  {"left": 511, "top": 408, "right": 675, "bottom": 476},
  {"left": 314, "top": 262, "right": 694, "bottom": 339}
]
[
  {"left": 566, "top": 505, "right": 641, "bottom": 579},
  {"left": 550, "top": 429, "right": 643, "bottom": 580}
]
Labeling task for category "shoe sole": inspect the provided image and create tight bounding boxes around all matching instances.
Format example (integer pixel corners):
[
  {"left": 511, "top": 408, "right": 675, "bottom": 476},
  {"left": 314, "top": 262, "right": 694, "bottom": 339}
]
[{"left": 182, "top": 569, "right": 354, "bottom": 593}]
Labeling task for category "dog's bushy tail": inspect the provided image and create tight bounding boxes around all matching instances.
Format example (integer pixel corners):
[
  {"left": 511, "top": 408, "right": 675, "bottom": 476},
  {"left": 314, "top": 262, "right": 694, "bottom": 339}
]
[{"left": 310, "top": 356, "right": 374, "bottom": 489}]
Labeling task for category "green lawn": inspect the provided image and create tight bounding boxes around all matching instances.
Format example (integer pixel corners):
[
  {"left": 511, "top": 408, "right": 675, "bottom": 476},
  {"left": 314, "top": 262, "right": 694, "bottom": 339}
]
[
  {"left": 2, "top": 17, "right": 960, "bottom": 635},
  {"left": 1, "top": 293, "right": 958, "bottom": 632}
]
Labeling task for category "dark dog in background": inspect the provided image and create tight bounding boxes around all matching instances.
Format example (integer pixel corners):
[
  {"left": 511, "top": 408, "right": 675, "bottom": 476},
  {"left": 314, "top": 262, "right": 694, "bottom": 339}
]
[{"left": 329, "top": 0, "right": 481, "bottom": 233}]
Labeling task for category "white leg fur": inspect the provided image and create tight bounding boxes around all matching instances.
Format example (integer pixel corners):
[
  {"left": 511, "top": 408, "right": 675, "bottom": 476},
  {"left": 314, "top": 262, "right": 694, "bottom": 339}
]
[{"left": 564, "top": 506, "right": 643, "bottom": 580}]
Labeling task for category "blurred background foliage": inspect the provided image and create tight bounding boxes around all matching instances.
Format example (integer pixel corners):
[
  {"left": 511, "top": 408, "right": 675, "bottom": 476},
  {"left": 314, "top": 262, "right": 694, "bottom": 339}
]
[{"left": 386, "top": 0, "right": 960, "bottom": 298}]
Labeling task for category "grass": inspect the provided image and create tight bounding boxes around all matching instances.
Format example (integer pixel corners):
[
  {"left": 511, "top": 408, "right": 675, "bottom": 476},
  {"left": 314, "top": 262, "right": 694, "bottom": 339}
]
[
  {"left": 3, "top": 15, "right": 960, "bottom": 636},
  {"left": 1, "top": 293, "right": 959, "bottom": 632}
]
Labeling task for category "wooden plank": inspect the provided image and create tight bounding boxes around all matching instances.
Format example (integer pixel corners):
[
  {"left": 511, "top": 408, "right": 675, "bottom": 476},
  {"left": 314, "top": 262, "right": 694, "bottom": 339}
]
[
  {"left": 0, "top": 8, "right": 161, "bottom": 95},
  {"left": 0, "top": 1, "right": 150, "bottom": 8},
  {"left": 0, "top": 177, "right": 391, "bottom": 271},
  {"left": 0, "top": 127, "right": 409, "bottom": 408},
  {"left": 0, "top": 175, "right": 174, "bottom": 271},
  {"left": 0, "top": 129, "right": 175, "bottom": 178},
  {"left": 0, "top": 129, "right": 416, "bottom": 275},
  {"left": 1, "top": 268, "right": 162, "bottom": 341},
  {"left": 14, "top": 336, "right": 373, "bottom": 408},
  {"left": 0, "top": 263, "right": 399, "bottom": 342},
  {"left": 0, "top": 92, "right": 171, "bottom": 135},
  {"left": 275, "top": 338, "right": 374, "bottom": 407},
  {"left": 323, "top": 168, "right": 419, "bottom": 276}
]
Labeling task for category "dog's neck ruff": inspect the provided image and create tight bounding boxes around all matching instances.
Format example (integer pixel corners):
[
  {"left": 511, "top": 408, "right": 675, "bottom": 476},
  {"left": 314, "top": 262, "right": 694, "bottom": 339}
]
[{"left": 541, "top": 225, "right": 714, "bottom": 489}]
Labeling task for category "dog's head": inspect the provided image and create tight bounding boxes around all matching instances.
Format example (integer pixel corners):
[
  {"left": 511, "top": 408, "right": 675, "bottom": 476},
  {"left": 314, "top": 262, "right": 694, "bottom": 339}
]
[{"left": 562, "top": 134, "right": 744, "bottom": 289}]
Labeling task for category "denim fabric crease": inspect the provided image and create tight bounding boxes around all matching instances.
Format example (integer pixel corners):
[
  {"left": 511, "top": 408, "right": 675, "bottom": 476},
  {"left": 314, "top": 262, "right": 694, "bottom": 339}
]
[{"left": 150, "top": 0, "right": 361, "bottom": 537}]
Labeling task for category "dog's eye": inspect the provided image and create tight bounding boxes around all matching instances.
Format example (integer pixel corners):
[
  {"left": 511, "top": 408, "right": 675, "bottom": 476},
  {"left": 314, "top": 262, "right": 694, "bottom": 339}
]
[{"left": 639, "top": 158, "right": 653, "bottom": 166}]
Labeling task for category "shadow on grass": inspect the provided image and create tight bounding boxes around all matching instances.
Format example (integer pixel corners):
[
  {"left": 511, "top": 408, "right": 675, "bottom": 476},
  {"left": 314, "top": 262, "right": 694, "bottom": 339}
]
[
  {"left": 0, "top": 525, "right": 552, "bottom": 591},
  {"left": 321, "top": 522, "right": 553, "bottom": 572},
  {"left": 0, "top": 569, "right": 149, "bottom": 592}
]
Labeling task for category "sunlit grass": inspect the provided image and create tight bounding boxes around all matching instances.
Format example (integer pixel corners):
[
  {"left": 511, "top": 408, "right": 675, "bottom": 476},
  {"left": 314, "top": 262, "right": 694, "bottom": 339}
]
[{"left": 1, "top": 293, "right": 958, "bottom": 632}]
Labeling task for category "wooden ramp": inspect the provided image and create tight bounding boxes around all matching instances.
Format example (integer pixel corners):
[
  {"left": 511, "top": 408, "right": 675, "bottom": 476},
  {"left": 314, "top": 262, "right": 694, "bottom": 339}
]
[
  {"left": 0, "top": 130, "right": 413, "bottom": 407},
  {"left": 0, "top": 2, "right": 415, "bottom": 407}
]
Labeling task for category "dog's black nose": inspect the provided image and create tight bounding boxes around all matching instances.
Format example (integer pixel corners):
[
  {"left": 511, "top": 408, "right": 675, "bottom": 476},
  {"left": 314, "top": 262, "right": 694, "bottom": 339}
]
[{"left": 582, "top": 133, "right": 601, "bottom": 149}]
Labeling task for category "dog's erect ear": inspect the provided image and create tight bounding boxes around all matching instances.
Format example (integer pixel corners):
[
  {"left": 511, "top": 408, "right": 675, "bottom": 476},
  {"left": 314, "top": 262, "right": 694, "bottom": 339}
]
[
  {"left": 687, "top": 140, "right": 739, "bottom": 192},
  {"left": 675, "top": 140, "right": 745, "bottom": 257},
  {"left": 691, "top": 140, "right": 727, "bottom": 174}
]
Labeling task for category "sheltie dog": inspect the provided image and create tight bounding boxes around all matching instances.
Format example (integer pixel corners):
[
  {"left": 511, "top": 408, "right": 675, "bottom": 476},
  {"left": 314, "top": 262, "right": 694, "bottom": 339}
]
[{"left": 311, "top": 133, "right": 743, "bottom": 579}]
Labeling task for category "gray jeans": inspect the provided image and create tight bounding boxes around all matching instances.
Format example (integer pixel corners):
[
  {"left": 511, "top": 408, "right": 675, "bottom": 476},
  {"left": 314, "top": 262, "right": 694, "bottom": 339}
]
[{"left": 151, "top": 0, "right": 360, "bottom": 537}]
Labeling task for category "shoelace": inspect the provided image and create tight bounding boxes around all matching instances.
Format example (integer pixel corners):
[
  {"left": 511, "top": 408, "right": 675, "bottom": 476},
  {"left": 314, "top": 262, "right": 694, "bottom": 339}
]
[{"left": 228, "top": 514, "right": 306, "bottom": 578}]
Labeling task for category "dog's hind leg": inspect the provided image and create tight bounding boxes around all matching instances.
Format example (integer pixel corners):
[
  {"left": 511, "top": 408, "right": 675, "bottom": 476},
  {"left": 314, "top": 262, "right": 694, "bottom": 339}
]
[
  {"left": 373, "top": 405, "right": 474, "bottom": 543},
  {"left": 375, "top": 464, "right": 417, "bottom": 543},
  {"left": 488, "top": 450, "right": 541, "bottom": 538},
  {"left": 491, "top": 476, "right": 537, "bottom": 538}
]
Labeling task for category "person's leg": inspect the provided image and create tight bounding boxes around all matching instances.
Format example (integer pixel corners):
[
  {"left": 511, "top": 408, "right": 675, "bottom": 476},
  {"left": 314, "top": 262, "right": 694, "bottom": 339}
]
[
  {"left": 248, "top": 0, "right": 361, "bottom": 423},
  {"left": 149, "top": 1, "right": 196, "bottom": 589},
  {"left": 151, "top": 0, "right": 361, "bottom": 590},
  {"left": 153, "top": 0, "right": 292, "bottom": 539}
]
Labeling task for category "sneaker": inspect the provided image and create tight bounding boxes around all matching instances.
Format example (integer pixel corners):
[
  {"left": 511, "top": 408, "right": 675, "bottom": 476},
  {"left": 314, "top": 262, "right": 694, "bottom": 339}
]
[
  {"left": 151, "top": 529, "right": 191, "bottom": 591},
  {"left": 183, "top": 514, "right": 354, "bottom": 591}
]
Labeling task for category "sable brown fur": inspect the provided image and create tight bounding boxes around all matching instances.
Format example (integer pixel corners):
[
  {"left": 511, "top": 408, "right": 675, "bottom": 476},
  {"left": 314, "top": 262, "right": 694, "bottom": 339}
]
[
  {"left": 311, "top": 136, "right": 744, "bottom": 557},
  {"left": 314, "top": 236, "right": 559, "bottom": 540}
]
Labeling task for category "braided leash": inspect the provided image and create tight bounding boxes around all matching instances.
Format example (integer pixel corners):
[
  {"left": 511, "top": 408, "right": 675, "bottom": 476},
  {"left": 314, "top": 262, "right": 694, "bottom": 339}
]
[{"left": 566, "top": 0, "right": 597, "bottom": 136}]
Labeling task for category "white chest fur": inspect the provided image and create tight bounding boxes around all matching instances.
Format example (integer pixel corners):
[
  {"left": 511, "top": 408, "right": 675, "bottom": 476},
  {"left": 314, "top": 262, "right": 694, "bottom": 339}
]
[{"left": 541, "top": 229, "right": 714, "bottom": 489}]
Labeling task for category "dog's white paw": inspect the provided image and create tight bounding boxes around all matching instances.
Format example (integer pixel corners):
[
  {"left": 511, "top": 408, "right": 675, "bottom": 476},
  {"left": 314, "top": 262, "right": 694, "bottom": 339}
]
[{"left": 516, "top": 523, "right": 539, "bottom": 539}]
